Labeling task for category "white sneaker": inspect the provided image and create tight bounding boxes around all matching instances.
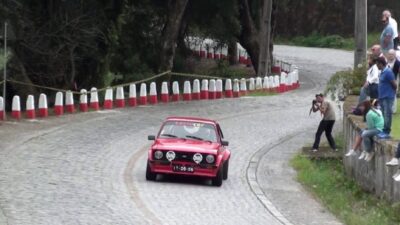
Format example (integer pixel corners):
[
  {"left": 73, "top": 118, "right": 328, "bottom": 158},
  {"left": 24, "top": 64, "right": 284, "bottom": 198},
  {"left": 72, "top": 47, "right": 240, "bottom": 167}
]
[
  {"left": 358, "top": 151, "right": 366, "bottom": 160},
  {"left": 365, "top": 152, "right": 375, "bottom": 162},
  {"left": 312, "top": 149, "right": 318, "bottom": 152},
  {"left": 395, "top": 174, "right": 400, "bottom": 182},
  {"left": 386, "top": 158, "right": 399, "bottom": 166},
  {"left": 345, "top": 149, "right": 356, "bottom": 157}
]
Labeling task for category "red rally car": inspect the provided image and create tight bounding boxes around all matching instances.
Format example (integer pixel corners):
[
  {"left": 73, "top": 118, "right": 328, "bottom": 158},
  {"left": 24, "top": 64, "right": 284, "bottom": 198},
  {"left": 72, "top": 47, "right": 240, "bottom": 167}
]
[{"left": 146, "top": 116, "right": 231, "bottom": 186}]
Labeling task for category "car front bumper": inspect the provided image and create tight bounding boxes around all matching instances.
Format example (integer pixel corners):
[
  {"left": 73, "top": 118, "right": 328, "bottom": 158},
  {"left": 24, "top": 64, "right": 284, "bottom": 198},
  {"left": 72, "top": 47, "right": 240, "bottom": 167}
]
[{"left": 149, "top": 160, "right": 219, "bottom": 178}]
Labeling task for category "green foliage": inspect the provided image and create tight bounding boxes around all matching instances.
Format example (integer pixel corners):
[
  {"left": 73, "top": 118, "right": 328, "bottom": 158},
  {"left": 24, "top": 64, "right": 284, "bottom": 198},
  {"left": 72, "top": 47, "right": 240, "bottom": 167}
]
[
  {"left": 291, "top": 134, "right": 400, "bottom": 225},
  {"left": 392, "top": 103, "right": 400, "bottom": 139},
  {"left": 206, "top": 60, "right": 249, "bottom": 79},
  {"left": 325, "top": 65, "right": 366, "bottom": 100},
  {"left": 246, "top": 90, "right": 276, "bottom": 97},
  {"left": 275, "top": 32, "right": 381, "bottom": 51},
  {"left": 275, "top": 32, "right": 353, "bottom": 49}
]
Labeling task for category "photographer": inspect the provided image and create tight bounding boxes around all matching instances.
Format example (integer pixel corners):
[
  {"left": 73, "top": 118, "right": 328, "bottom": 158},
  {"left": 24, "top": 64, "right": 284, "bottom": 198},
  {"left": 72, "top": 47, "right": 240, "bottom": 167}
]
[{"left": 311, "top": 93, "right": 337, "bottom": 152}]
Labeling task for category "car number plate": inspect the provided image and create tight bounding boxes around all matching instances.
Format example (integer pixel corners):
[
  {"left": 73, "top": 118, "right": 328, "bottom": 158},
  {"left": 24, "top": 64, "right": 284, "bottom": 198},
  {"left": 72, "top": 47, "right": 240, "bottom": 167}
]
[{"left": 172, "top": 165, "right": 194, "bottom": 173}]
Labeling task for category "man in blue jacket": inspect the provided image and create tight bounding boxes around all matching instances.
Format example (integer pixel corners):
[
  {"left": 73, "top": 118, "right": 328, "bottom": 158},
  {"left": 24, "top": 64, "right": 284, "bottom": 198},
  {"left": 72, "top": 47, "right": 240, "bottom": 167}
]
[{"left": 376, "top": 56, "right": 398, "bottom": 135}]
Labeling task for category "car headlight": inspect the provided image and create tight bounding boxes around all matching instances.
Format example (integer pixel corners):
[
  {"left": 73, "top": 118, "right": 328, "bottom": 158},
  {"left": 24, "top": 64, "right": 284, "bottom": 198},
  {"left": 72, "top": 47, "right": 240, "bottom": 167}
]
[
  {"left": 154, "top": 150, "right": 163, "bottom": 160},
  {"left": 205, "top": 154, "right": 215, "bottom": 164},
  {"left": 166, "top": 151, "right": 176, "bottom": 161},
  {"left": 193, "top": 153, "right": 203, "bottom": 164}
]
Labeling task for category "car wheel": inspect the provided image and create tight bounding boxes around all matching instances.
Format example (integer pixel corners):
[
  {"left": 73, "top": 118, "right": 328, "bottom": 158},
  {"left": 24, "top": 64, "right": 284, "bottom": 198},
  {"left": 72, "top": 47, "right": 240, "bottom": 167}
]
[
  {"left": 212, "top": 167, "right": 223, "bottom": 187},
  {"left": 223, "top": 159, "right": 229, "bottom": 180},
  {"left": 146, "top": 161, "right": 156, "bottom": 181}
]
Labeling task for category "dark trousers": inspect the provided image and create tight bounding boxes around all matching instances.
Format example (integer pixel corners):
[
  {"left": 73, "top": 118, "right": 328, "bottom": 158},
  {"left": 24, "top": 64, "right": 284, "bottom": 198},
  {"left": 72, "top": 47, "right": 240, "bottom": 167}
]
[
  {"left": 396, "top": 142, "right": 400, "bottom": 159},
  {"left": 312, "top": 120, "right": 336, "bottom": 149}
]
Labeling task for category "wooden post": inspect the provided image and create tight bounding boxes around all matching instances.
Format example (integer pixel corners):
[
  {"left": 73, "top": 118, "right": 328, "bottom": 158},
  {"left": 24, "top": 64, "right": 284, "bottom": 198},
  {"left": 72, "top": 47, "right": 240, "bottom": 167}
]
[{"left": 354, "top": 0, "right": 367, "bottom": 68}]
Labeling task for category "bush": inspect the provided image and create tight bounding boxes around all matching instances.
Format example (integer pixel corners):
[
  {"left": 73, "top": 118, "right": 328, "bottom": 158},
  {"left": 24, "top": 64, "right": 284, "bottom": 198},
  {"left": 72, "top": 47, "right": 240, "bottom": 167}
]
[{"left": 325, "top": 65, "right": 366, "bottom": 100}]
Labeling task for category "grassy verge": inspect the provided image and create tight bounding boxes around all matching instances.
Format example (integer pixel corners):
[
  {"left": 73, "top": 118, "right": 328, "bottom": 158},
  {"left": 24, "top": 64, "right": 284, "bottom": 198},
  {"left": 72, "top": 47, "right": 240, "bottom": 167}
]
[
  {"left": 290, "top": 134, "right": 400, "bottom": 225},
  {"left": 245, "top": 90, "right": 276, "bottom": 97},
  {"left": 393, "top": 102, "right": 400, "bottom": 139},
  {"left": 275, "top": 32, "right": 380, "bottom": 51}
]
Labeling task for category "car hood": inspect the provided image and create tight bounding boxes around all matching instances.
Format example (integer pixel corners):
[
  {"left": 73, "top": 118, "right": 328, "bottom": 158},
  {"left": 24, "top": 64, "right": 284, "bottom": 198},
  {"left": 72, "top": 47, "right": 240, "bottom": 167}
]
[{"left": 152, "top": 138, "right": 220, "bottom": 153}]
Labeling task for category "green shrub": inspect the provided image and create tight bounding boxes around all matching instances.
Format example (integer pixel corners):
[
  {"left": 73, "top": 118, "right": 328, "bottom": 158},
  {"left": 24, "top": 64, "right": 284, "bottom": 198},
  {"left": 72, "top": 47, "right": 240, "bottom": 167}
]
[
  {"left": 206, "top": 60, "right": 249, "bottom": 79},
  {"left": 325, "top": 65, "right": 366, "bottom": 100},
  {"left": 275, "top": 32, "right": 379, "bottom": 51}
]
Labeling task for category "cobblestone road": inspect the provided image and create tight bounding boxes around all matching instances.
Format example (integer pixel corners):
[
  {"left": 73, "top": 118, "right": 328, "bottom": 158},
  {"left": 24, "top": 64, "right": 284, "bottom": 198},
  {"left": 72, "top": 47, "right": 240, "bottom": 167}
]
[{"left": 0, "top": 46, "right": 353, "bottom": 225}]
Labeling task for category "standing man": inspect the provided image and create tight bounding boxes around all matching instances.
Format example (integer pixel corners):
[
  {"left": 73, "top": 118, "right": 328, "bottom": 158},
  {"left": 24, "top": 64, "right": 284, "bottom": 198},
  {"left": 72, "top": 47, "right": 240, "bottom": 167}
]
[
  {"left": 381, "top": 15, "right": 394, "bottom": 56},
  {"left": 376, "top": 56, "right": 397, "bottom": 135},
  {"left": 311, "top": 93, "right": 337, "bottom": 152},
  {"left": 387, "top": 49, "right": 400, "bottom": 113},
  {"left": 383, "top": 10, "right": 399, "bottom": 50}
]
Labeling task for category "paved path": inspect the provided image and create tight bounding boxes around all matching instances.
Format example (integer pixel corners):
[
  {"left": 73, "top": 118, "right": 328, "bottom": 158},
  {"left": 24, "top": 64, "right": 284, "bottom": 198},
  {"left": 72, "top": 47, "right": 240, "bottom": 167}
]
[{"left": 0, "top": 45, "right": 353, "bottom": 225}]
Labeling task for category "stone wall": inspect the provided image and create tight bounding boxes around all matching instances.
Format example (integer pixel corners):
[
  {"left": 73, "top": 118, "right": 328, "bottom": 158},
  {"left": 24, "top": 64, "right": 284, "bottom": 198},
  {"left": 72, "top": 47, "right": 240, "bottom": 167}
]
[{"left": 343, "top": 96, "right": 400, "bottom": 202}]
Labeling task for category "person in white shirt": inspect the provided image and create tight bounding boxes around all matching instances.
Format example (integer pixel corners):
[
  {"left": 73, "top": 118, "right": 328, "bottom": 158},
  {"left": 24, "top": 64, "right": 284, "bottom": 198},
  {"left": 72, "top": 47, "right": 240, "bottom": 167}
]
[
  {"left": 358, "top": 55, "right": 380, "bottom": 104},
  {"left": 383, "top": 10, "right": 399, "bottom": 50}
]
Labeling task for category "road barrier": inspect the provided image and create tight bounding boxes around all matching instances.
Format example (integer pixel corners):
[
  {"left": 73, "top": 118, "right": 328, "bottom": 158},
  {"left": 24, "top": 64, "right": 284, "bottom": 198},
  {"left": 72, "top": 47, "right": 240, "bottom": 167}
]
[
  {"left": 11, "top": 95, "right": 21, "bottom": 119},
  {"left": 39, "top": 93, "right": 48, "bottom": 117},
  {"left": 116, "top": 86, "right": 125, "bottom": 108},
  {"left": 80, "top": 89, "right": 88, "bottom": 112},
  {"left": 129, "top": 84, "right": 137, "bottom": 107},
  {"left": 26, "top": 95, "right": 35, "bottom": 119},
  {"left": 90, "top": 88, "right": 99, "bottom": 110},
  {"left": 0, "top": 97, "right": 3, "bottom": 120},
  {"left": 183, "top": 81, "right": 191, "bottom": 101},
  {"left": 0, "top": 65, "right": 299, "bottom": 122}
]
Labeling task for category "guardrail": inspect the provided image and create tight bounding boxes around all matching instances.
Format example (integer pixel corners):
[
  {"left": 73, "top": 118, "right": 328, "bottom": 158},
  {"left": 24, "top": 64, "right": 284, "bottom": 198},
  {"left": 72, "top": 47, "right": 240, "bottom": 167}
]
[{"left": 0, "top": 63, "right": 299, "bottom": 121}]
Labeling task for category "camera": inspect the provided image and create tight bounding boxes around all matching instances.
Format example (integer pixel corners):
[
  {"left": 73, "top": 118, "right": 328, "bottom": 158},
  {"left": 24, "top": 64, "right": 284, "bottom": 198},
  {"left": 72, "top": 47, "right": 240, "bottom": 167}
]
[{"left": 312, "top": 99, "right": 317, "bottom": 105}]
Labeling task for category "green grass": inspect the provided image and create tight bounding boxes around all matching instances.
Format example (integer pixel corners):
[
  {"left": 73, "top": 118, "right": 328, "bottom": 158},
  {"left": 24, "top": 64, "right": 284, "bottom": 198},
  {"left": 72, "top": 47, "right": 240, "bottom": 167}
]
[
  {"left": 245, "top": 90, "right": 276, "bottom": 97},
  {"left": 275, "top": 32, "right": 381, "bottom": 51},
  {"left": 392, "top": 101, "right": 400, "bottom": 139},
  {"left": 291, "top": 134, "right": 400, "bottom": 225}
]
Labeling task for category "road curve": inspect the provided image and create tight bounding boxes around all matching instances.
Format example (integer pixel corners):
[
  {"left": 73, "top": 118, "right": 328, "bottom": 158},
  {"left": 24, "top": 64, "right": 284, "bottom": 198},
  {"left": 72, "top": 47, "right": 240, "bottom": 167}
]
[{"left": 0, "top": 45, "right": 353, "bottom": 225}]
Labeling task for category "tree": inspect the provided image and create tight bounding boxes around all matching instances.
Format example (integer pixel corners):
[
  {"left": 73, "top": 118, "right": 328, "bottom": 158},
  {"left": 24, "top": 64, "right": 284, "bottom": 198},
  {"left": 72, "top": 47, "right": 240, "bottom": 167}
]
[
  {"left": 1, "top": 0, "right": 123, "bottom": 101},
  {"left": 238, "top": 0, "right": 275, "bottom": 75}
]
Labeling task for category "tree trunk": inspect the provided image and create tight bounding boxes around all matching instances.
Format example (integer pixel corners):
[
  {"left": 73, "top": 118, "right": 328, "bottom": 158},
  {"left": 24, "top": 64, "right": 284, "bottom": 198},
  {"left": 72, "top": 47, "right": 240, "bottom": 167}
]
[
  {"left": 257, "top": 0, "right": 273, "bottom": 76},
  {"left": 158, "top": 0, "right": 189, "bottom": 78},
  {"left": 228, "top": 40, "right": 238, "bottom": 65},
  {"left": 238, "top": 0, "right": 260, "bottom": 74}
]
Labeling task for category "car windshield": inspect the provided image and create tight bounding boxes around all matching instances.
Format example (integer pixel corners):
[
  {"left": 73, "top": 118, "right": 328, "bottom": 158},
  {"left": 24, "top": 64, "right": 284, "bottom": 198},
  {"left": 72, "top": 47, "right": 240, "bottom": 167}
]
[{"left": 159, "top": 121, "right": 218, "bottom": 142}]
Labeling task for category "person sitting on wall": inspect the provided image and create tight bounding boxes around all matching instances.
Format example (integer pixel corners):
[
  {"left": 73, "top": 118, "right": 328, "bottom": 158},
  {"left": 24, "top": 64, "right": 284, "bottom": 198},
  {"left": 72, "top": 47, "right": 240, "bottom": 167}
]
[
  {"left": 345, "top": 99, "right": 384, "bottom": 162},
  {"left": 386, "top": 142, "right": 400, "bottom": 182},
  {"left": 358, "top": 55, "right": 380, "bottom": 104},
  {"left": 386, "top": 142, "right": 400, "bottom": 166}
]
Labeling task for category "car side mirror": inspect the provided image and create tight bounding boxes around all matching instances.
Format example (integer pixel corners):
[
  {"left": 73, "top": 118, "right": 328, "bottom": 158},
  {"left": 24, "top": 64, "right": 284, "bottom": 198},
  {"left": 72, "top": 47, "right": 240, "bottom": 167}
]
[
  {"left": 148, "top": 135, "right": 156, "bottom": 141},
  {"left": 221, "top": 140, "right": 229, "bottom": 146}
]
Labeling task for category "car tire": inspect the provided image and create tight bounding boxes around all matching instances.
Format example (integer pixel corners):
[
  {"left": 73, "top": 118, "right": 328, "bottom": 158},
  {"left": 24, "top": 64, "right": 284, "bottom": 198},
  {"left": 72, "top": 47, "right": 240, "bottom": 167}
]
[
  {"left": 223, "top": 159, "right": 229, "bottom": 180},
  {"left": 146, "top": 161, "right": 156, "bottom": 181},
  {"left": 212, "top": 167, "right": 223, "bottom": 187}
]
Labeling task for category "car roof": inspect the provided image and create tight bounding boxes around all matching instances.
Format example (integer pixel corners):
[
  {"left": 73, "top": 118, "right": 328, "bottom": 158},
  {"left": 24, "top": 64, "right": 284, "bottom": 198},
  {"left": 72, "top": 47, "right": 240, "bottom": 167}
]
[{"left": 166, "top": 116, "right": 217, "bottom": 125}]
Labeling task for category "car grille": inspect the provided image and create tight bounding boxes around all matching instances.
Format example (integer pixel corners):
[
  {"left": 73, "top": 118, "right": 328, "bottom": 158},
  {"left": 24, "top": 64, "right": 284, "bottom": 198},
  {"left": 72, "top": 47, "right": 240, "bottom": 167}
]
[{"left": 154, "top": 150, "right": 214, "bottom": 165}]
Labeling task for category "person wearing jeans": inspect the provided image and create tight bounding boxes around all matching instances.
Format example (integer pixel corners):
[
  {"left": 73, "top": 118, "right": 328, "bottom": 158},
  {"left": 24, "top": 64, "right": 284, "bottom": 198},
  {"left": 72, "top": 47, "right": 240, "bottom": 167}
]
[
  {"left": 376, "top": 56, "right": 397, "bottom": 134},
  {"left": 311, "top": 93, "right": 337, "bottom": 152},
  {"left": 386, "top": 142, "right": 400, "bottom": 166},
  {"left": 386, "top": 142, "right": 400, "bottom": 182},
  {"left": 346, "top": 99, "right": 384, "bottom": 161}
]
